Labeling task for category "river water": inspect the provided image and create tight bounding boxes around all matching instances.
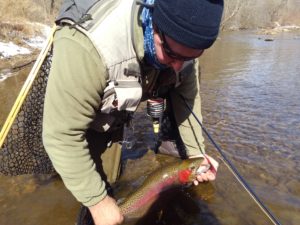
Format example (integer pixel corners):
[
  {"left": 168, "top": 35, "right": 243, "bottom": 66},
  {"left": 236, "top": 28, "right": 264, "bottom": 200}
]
[{"left": 0, "top": 30, "right": 299, "bottom": 225}]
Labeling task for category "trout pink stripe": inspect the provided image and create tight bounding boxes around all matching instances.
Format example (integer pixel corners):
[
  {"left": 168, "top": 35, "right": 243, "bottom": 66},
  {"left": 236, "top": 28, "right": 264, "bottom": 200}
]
[{"left": 127, "top": 174, "right": 178, "bottom": 212}]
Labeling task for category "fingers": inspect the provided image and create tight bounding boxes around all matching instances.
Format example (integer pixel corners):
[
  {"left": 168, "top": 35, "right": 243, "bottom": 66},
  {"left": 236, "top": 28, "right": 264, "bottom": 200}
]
[
  {"left": 197, "top": 170, "right": 216, "bottom": 181},
  {"left": 193, "top": 154, "right": 218, "bottom": 185},
  {"left": 194, "top": 171, "right": 215, "bottom": 185},
  {"left": 193, "top": 180, "right": 199, "bottom": 186}
]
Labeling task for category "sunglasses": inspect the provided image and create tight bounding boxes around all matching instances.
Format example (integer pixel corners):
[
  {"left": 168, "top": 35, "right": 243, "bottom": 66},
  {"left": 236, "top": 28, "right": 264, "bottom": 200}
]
[{"left": 157, "top": 29, "right": 197, "bottom": 61}]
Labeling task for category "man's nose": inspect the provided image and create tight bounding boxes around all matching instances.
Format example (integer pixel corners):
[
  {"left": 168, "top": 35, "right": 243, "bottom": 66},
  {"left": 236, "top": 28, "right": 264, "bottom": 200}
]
[{"left": 170, "top": 60, "right": 184, "bottom": 72}]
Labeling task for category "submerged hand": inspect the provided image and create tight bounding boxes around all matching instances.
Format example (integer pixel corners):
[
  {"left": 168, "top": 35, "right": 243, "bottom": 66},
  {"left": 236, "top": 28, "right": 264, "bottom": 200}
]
[
  {"left": 189, "top": 154, "right": 219, "bottom": 185},
  {"left": 89, "top": 195, "right": 124, "bottom": 225}
]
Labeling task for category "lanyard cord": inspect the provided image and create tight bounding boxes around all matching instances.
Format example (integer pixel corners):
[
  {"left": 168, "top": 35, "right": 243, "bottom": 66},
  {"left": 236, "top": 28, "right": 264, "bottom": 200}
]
[{"left": 178, "top": 93, "right": 282, "bottom": 225}]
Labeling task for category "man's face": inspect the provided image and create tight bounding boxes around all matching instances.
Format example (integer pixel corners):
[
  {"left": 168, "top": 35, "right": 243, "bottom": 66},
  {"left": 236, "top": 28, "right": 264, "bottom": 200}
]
[{"left": 153, "top": 28, "right": 204, "bottom": 72}]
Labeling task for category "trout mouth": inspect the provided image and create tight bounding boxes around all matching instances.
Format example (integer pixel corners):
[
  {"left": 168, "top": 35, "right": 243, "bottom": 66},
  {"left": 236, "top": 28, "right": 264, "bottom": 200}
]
[
  {"left": 178, "top": 159, "right": 209, "bottom": 184},
  {"left": 196, "top": 164, "right": 211, "bottom": 175},
  {"left": 188, "top": 163, "right": 211, "bottom": 180}
]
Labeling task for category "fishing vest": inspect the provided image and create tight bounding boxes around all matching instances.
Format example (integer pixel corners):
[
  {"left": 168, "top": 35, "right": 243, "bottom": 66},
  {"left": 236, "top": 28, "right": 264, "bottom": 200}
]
[{"left": 57, "top": 0, "right": 143, "bottom": 132}]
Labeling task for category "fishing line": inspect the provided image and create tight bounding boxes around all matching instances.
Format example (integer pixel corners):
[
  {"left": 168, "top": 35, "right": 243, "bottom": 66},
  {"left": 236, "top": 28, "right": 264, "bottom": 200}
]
[{"left": 178, "top": 93, "right": 282, "bottom": 225}]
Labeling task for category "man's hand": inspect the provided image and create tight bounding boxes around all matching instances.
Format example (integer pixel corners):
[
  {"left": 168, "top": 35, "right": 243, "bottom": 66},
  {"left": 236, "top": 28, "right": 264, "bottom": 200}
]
[
  {"left": 89, "top": 195, "right": 124, "bottom": 225},
  {"left": 189, "top": 154, "right": 219, "bottom": 185}
]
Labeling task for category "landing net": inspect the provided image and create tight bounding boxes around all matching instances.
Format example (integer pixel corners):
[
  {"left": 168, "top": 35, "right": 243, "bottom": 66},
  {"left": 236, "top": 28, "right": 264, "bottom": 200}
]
[{"left": 0, "top": 28, "right": 56, "bottom": 175}]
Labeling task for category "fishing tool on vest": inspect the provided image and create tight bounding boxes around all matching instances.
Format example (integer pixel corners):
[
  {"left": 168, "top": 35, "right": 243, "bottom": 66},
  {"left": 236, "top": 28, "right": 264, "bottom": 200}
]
[
  {"left": 147, "top": 98, "right": 164, "bottom": 134},
  {"left": 178, "top": 93, "right": 282, "bottom": 225}
]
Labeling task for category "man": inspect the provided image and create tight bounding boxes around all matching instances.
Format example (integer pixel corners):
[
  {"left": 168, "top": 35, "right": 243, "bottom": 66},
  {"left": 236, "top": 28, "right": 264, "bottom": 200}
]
[{"left": 42, "top": 0, "right": 224, "bottom": 224}]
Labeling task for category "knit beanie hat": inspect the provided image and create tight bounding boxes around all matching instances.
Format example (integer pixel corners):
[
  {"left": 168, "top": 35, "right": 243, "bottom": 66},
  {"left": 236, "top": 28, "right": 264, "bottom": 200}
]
[{"left": 153, "top": 0, "right": 224, "bottom": 49}]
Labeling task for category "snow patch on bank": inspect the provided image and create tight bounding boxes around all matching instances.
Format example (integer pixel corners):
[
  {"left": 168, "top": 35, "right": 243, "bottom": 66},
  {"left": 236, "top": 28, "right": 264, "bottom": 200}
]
[
  {"left": 0, "top": 22, "right": 51, "bottom": 59},
  {"left": 23, "top": 36, "right": 48, "bottom": 49},
  {"left": 0, "top": 71, "right": 14, "bottom": 82},
  {"left": 0, "top": 41, "right": 31, "bottom": 58}
]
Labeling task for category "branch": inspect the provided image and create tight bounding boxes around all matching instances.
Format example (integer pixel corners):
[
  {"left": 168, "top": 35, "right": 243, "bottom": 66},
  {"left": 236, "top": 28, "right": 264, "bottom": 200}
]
[{"left": 220, "top": 0, "right": 242, "bottom": 30}]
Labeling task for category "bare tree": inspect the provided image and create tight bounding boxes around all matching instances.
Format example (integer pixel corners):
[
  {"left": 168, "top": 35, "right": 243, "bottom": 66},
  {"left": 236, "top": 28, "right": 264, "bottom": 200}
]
[
  {"left": 50, "top": 0, "right": 55, "bottom": 14},
  {"left": 220, "top": 0, "right": 242, "bottom": 30},
  {"left": 270, "top": 0, "right": 289, "bottom": 25}
]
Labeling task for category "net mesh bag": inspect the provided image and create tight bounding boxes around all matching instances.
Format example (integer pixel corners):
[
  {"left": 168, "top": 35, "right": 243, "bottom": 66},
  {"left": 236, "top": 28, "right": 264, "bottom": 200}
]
[{"left": 0, "top": 47, "right": 55, "bottom": 175}]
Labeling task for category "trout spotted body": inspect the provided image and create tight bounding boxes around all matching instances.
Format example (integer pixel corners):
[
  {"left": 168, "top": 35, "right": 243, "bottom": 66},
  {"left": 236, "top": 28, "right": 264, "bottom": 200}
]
[{"left": 119, "top": 158, "right": 204, "bottom": 218}]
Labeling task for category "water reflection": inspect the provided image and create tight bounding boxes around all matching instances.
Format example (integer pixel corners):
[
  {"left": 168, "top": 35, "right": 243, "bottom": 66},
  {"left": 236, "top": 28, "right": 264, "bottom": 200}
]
[
  {"left": 0, "top": 174, "right": 79, "bottom": 225},
  {"left": 0, "top": 68, "right": 29, "bottom": 130},
  {"left": 200, "top": 30, "right": 300, "bottom": 225}
]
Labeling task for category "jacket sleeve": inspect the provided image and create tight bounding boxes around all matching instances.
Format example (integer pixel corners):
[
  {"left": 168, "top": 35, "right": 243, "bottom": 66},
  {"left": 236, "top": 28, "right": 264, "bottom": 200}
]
[
  {"left": 170, "top": 59, "right": 205, "bottom": 157},
  {"left": 42, "top": 27, "right": 108, "bottom": 207}
]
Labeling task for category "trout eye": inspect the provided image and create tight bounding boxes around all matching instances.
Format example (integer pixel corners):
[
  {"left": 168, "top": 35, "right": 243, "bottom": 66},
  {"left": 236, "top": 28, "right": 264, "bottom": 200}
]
[{"left": 189, "top": 165, "right": 195, "bottom": 170}]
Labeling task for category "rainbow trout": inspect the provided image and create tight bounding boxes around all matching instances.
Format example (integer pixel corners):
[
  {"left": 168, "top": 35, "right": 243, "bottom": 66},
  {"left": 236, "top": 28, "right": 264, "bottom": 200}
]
[
  {"left": 119, "top": 157, "right": 207, "bottom": 219},
  {"left": 76, "top": 158, "right": 208, "bottom": 225}
]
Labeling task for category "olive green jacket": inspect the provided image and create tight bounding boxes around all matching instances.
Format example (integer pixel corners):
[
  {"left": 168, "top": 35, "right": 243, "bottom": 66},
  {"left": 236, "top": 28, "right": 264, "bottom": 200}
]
[{"left": 43, "top": 10, "right": 205, "bottom": 207}]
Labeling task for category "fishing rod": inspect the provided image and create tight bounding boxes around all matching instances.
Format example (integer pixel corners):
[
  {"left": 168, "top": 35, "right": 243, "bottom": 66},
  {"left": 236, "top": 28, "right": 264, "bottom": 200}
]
[{"left": 178, "top": 94, "right": 282, "bottom": 225}]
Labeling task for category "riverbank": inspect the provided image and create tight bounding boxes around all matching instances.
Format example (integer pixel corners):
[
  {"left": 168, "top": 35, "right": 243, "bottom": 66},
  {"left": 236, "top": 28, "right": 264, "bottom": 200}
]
[
  {"left": 1, "top": 21, "right": 299, "bottom": 75},
  {"left": 0, "top": 21, "right": 51, "bottom": 82}
]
